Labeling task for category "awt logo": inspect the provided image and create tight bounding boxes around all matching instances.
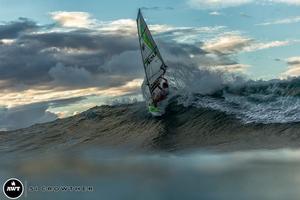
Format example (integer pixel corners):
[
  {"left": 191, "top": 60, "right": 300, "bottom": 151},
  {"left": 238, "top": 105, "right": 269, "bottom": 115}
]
[{"left": 3, "top": 178, "right": 24, "bottom": 199}]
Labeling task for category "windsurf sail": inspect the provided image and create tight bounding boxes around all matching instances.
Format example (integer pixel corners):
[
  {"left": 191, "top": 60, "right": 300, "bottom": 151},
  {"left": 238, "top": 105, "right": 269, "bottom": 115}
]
[{"left": 137, "top": 9, "right": 168, "bottom": 102}]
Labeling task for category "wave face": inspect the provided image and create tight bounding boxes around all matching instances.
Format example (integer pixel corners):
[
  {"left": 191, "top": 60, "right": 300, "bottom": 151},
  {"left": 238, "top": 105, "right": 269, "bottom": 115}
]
[{"left": 2, "top": 98, "right": 300, "bottom": 153}]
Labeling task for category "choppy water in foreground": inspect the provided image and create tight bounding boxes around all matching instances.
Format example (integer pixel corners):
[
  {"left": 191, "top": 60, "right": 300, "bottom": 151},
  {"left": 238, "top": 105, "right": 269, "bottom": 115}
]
[{"left": 1, "top": 148, "right": 300, "bottom": 200}]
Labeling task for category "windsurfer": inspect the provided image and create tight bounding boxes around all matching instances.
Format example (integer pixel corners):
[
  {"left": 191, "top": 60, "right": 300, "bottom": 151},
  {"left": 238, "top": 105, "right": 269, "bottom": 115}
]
[{"left": 153, "top": 78, "right": 169, "bottom": 107}]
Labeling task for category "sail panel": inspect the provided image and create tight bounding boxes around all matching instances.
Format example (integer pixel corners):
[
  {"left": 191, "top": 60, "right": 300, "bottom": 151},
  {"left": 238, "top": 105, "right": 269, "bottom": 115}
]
[{"left": 137, "top": 10, "right": 167, "bottom": 97}]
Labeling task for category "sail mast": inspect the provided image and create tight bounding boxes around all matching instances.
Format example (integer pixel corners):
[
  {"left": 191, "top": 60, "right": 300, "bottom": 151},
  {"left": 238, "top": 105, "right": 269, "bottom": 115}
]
[{"left": 137, "top": 9, "right": 153, "bottom": 99}]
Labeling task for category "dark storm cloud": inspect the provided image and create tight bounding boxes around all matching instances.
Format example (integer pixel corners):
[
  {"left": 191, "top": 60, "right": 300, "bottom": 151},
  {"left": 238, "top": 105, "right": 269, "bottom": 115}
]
[
  {"left": 0, "top": 17, "right": 240, "bottom": 92},
  {"left": 274, "top": 58, "right": 281, "bottom": 62},
  {"left": 160, "top": 41, "right": 206, "bottom": 56},
  {"left": 0, "top": 22, "right": 179, "bottom": 91},
  {"left": 159, "top": 40, "right": 238, "bottom": 68},
  {"left": 22, "top": 30, "right": 137, "bottom": 52},
  {"left": 101, "top": 50, "right": 143, "bottom": 74},
  {"left": 0, "top": 18, "right": 38, "bottom": 39},
  {"left": 49, "top": 63, "right": 94, "bottom": 87},
  {"left": 287, "top": 59, "right": 300, "bottom": 66},
  {"left": 0, "top": 23, "right": 140, "bottom": 90}
]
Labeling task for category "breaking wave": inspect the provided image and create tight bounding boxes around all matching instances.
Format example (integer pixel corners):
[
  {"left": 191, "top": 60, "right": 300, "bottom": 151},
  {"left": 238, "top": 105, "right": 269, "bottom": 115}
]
[{"left": 165, "top": 64, "right": 300, "bottom": 124}]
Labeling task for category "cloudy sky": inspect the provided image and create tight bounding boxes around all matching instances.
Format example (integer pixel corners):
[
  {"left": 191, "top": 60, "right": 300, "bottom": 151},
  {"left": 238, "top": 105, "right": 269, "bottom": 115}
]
[{"left": 0, "top": 0, "right": 300, "bottom": 130}]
